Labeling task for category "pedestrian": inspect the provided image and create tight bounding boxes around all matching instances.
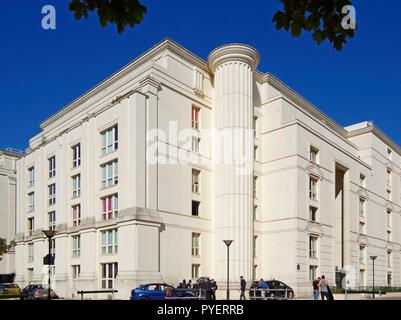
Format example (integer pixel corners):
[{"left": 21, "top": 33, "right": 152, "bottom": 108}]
[
  {"left": 240, "top": 276, "right": 247, "bottom": 300},
  {"left": 211, "top": 279, "right": 217, "bottom": 300},
  {"left": 193, "top": 280, "right": 200, "bottom": 297},
  {"left": 312, "top": 277, "right": 321, "bottom": 301},
  {"left": 187, "top": 279, "right": 192, "bottom": 290},
  {"left": 319, "top": 275, "right": 330, "bottom": 300},
  {"left": 204, "top": 279, "right": 212, "bottom": 300},
  {"left": 258, "top": 278, "right": 269, "bottom": 300}
]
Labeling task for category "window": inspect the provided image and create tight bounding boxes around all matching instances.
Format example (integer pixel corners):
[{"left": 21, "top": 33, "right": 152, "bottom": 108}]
[
  {"left": 192, "top": 137, "right": 200, "bottom": 153},
  {"left": 387, "top": 251, "right": 392, "bottom": 268},
  {"left": 72, "top": 265, "right": 80, "bottom": 280},
  {"left": 28, "top": 192, "right": 35, "bottom": 212},
  {"left": 310, "top": 206, "right": 318, "bottom": 222},
  {"left": 192, "top": 233, "right": 200, "bottom": 256},
  {"left": 387, "top": 209, "right": 392, "bottom": 227},
  {"left": 310, "top": 146, "right": 319, "bottom": 164},
  {"left": 192, "top": 201, "right": 200, "bottom": 217},
  {"left": 359, "top": 269, "right": 365, "bottom": 287},
  {"left": 101, "top": 160, "right": 119, "bottom": 188},
  {"left": 253, "top": 265, "right": 258, "bottom": 280},
  {"left": 253, "top": 116, "right": 258, "bottom": 137},
  {"left": 49, "top": 156, "right": 56, "bottom": 178},
  {"left": 309, "top": 176, "right": 318, "bottom": 200},
  {"left": 72, "top": 175, "right": 81, "bottom": 198},
  {"left": 359, "top": 246, "right": 365, "bottom": 264},
  {"left": 101, "top": 126, "right": 118, "bottom": 156},
  {"left": 387, "top": 230, "right": 391, "bottom": 242},
  {"left": 192, "top": 106, "right": 200, "bottom": 130},
  {"left": 359, "top": 198, "right": 366, "bottom": 218},
  {"left": 101, "top": 229, "right": 118, "bottom": 255},
  {"left": 28, "top": 167, "right": 35, "bottom": 188},
  {"left": 254, "top": 205, "right": 259, "bottom": 221},
  {"left": 48, "top": 211, "right": 56, "bottom": 231},
  {"left": 192, "top": 169, "right": 200, "bottom": 193},
  {"left": 253, "top": 236, "right": 258, "bottom": 258},
  {"left": 28, "top": 218, "right": 34, "bottom": 236},
  {"left": 359, "top": 221, "right": 366, "bottom": 235},
  {"left": 27, "top": 268, "right": 34, "bottom": 282},
  {"left": 387, "top": 272, "right": 392, "bottom": 286},
  {"left": 48, "top": 184, "right": 56, "bottom": 206},
  {"left": 72, "top": 144, "right": 81, "bottom": 168},
  {"left": 254, "top": 146, "right": 258, "bottom": 161},
  {"left": 50, "top": 239, "right": 55, "bottom": 256},
  {"left": 192, "top": 264, "right": 200, "bottom": 279},
  {"left": 28, "top": 243, "right": 34, "bottom": 263},
  {"left": 309, "top": 265, "right": 317, "bottom": 281},
  {"left": 72, "top": 205, "right": 81, "bottom": 227},
  {"left": 309, "top": 236, "right": 318, "bottom": 259},
  {"left": 359, "top": 174, "right": 366, "bottom": 188},
  {"left": 387, "top": 189, "right": 392, "bottom": 201},
  {"left": 253, "top": 176, "right": 258, "bottom": 199},
  {"left": 386, "top": 168, "right": 392, "bottom": 188},
  {"left": 101, "top": 263, "right": 118, "bottom": 289},
  {"left": 102, "top": 195, "right": 118, "bottom": 220},
  {"left": 72, "top": 236, "right": 81, "bottom": 257},
  {"left": 387, "top": 148, "right": 392, "bottom": 160}
]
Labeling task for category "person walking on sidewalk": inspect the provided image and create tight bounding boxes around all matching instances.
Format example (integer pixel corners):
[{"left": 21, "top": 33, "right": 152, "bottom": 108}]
[
  {"left": 312, "top": 277, "right": 321, "bottom": 301},
  {"left": 210, "top": 279, "right": 217, "bottom": 300},
  {"left": 240, "top": 276, "right": 247, "bottom": 300},
  {"left": 320, "top": 275, "right": 330, "bottom": 300}
]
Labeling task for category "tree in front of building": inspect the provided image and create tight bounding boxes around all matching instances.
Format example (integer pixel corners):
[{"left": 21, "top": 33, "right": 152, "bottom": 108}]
[{"left": 0, "top": 238, "right": 15, "bottom": 262}]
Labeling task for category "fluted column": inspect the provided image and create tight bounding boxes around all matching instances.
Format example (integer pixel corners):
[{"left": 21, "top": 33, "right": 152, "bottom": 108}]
[{"left": 209, "top": 44, "right": 259, "bottom": 284}]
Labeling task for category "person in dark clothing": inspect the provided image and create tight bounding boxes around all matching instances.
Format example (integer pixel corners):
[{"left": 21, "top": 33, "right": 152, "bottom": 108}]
[
  {"left": 210, "top": 279, "right": 217, "bottom": 300},
  {"left": 240, "top": 276, "right": 247, "bottom": 300},
  {"left": 204, "top": 280, "right": 212, "bottom": 300},
  {"left": 192, "top": 281, "right": 200, "bottom": 296},
  {"left": 187, "top": 280, "right": 192, "bottom": 289}
]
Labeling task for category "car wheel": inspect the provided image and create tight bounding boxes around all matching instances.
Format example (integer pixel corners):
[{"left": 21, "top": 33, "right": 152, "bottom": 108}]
[{"left": 139, "top": 296, "right": 149, "bottom": 300}]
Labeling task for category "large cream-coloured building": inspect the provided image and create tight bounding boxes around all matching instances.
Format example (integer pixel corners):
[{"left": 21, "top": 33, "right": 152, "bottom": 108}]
[{"left": 14, "top": 39, "right": 401, "bottom": 299}]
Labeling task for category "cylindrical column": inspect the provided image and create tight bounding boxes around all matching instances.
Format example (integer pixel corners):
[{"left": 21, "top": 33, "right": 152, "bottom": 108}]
[{"left": 209, "top": 44, "right": 259, "bottom": 285}]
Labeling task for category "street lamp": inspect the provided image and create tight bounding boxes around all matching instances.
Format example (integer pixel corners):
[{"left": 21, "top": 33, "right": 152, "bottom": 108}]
[
  {"left": 223, "top": 240, "right": 233, "bottom": 300},
  {"left": 370, "top": 255, "right": 377, "bottom": 299},
  {"left": 43, "top": 229, "right": 56, "bottom": 300}
]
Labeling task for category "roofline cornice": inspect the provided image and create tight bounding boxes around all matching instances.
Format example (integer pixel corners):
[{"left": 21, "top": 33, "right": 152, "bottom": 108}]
[{"left": 40, "top": 38, "right": 210, "bottom": 130}]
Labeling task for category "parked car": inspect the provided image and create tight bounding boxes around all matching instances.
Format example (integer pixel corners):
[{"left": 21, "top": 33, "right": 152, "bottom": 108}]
[
  {"left": 130, "top": 283, "right": 195, "bottom": 300},
  {"left": 0, "top": 283, "right": 21, "bottom": 298},
  {"left": 249, "top": 280, "right": 294, "bottom": 299},
  {"left": 20, "top": 284, "right": 59, "bottom": 300}
]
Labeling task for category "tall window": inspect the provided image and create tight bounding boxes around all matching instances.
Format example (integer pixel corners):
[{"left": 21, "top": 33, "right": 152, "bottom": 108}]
[
  {"left": 192, "top": 169, "right": 200, "bottom": 193},
  {"left": 386, "top": 168, "right": 392, "bottom": 188},
  {"left": 72, "top": 144, "right": 81, "bottom": 168},
  {"left": 387, "top": 147, "right": 392, "bottom": 160},
  {"left": 254, "top": 205, "right": 259, "bottom": 221},
  {"left": 28, "top": 167, "right": 35, "bottom": 188},
  {"left": 101, "top": 263, "right": 118, "bottom": 289},
  {"left": 101, "top": 160, "right": 119, "bottom": 188},
  {"left": 192, "top": 201, "right": 200, "bottom": 217},
  {"left": 310, "top": 146, "right": 319, "bottom": 164},
  {"left": 101, "top": 229, "right": 118, "bottom": 255},
  {"left": 102, "top": 195, "right": 118, "bottom": 220},
  {"left": 387, "top": 230, "right": 391, "bottom": 242},
  {"left": 192, "top": 233, "right": 200, "bottom": 256},
  {"left": 192, "top": 137, "right": 200, "bottom": 153},
  {"left": 359, "top": 198, "right": 366, "bottom": 218},
  {"left": 50, "top": 239, "right": 55, "bottom": 257},
  {"left": 309, "top": 265, "right": 317, "bottom": 281},
  {"left": 387, "top": 209, "right": 391, "bottom": 227},
  {"left": 387, "top": 272, "right": 392, "bottom": 286},
  {"left": 49, "top": 156, "right": 56, "bottom": 178},
  {"left": 28, "top": 243, "right": 34, "bottom": 263},
  {"left": 192, "top": 264, "right": 200, "bottom": 279},
  {"left": 387, "top": 251, "right": 392, "bottom": 267},
  {"left": 387, "top": 189, "right": 392, "bottom": 201},
  {"left": 359, "top": 269, "right": 365, "bottom": 287},
  {"left": 309, "top": 236, "right": 317, "bottom": 259},
  {"left": 48, "top": 211, "right": 56, "bottom": 231},
  {"left": 359, "top": 246, "right": 365, "bottom": 264},
  {"left": 72, "top": 205, "right": 81, "bottom": 227},
  {"left": 192, "top": 106, "right": 200, "bottom": 130},
  {"left": 72, "top": 236, "right": 81, "bottom": 257},
  {"left": 28, "top": 192, "right": 35, "bottom": 212},
  {"left": 253, "top": 176, "right": 258, "bottom": 198},
  {"left": 101, "top": 126, "right": 118, "bottom": 156},
  {"left": 309, "top": 176, "right": 318, "bottom": 200},
  {"left": 72, "top": 265, "right": 81, "bottom": 283},
  {"left": 253, "top": 236, "right": 258, "bottom": 258},
  {"left": 28, "top": 218, "right": 34, "bottom": 236},
  {"left": 48, "top": 184, "right": 56, "bottom": 206},
  {"left": 254, "top": 146, "right": 258, "bottom": 161},
  {"left": 359, "top": 221, "right": 366, "bottom": 235},
  {"left": 253, "top": 116, "right": 258, "bottom": 137},
  {"left": 72, "top": 175, "right": 81, "bottom": 198},
  {"left": 310, "top": 206, "right": 318, "bottom": 222}
]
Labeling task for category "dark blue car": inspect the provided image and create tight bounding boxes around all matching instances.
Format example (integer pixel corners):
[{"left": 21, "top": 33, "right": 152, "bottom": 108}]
[{"left": 130, "top": 283, "right": 195, "bottom": 300}]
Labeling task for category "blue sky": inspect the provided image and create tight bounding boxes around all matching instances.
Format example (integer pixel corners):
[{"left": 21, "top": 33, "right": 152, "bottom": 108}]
[{"left": 1, "top": 0, "right": 400, "bottom": 150}]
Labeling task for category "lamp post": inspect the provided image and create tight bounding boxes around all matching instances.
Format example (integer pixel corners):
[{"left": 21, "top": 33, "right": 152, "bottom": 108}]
[
  {"left": 223, "top": 240, "right": 233, "bottom": 300},
  {"left": 43, "top": 229, "right": 56, "bottom": 300},
  {"left": 370, "top": 255, "right": 377, "bottom": 299}
]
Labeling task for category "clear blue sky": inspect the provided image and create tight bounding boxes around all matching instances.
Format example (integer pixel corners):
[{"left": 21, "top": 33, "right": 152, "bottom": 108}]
[{"left": 1, "top": 0, "right": 400, "bottom": 150}]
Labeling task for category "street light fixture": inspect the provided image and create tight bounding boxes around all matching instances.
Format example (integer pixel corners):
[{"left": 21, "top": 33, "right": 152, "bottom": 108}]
[
  {"left": 43, "top": 229, "right": 56, "bottom": 300},
  {"left": 370, "top": 255, "right": 377, "bottom": 299},
  {"left": 223, "top": 240, "right": 233, "bottom": 300}
]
